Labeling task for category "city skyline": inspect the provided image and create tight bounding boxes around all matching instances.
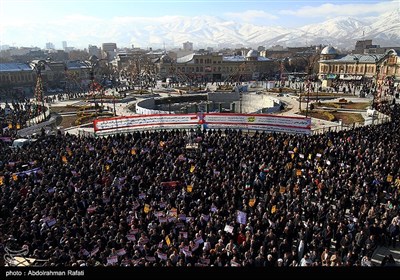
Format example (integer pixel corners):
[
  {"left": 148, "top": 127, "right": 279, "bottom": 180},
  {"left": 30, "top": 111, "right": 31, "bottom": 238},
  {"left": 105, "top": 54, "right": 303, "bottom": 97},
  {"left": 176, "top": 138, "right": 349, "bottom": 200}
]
[{"left": 0, "top": 0, "right": 399, "bottom": 49}]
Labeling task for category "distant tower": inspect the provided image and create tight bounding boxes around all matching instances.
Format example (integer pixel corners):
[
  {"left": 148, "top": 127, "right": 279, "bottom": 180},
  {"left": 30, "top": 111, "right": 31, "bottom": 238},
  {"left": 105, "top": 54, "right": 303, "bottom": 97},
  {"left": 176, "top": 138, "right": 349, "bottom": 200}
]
[
  {"left": 88, "top": 45, "right": 101, "bottom": 58},
  {"left": 62, "top": 41, "right": 67, "bottom": 50},
  {"left": 183, "top": 41, "right": 193, "bottom": 51},
  {"left": 45, "top": 42, "right": 55, "bottom": 49}
]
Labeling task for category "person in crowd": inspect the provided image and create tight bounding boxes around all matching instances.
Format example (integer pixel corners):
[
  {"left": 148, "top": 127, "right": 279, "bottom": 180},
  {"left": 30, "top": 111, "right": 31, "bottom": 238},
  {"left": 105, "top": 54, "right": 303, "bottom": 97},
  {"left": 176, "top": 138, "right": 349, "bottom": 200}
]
[{"left": 0, "top": 101, "right": 398, "bottom": 267}]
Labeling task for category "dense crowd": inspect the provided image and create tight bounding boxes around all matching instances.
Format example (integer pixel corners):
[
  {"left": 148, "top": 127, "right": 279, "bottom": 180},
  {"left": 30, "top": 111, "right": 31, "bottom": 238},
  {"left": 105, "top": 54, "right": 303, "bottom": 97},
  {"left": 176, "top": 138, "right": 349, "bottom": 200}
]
[
  {"left": 0, "top": 102, "right": 399, "bottom": 268},
  {"left": 0, "top": 100, "right": 45, "bottom": 138}
]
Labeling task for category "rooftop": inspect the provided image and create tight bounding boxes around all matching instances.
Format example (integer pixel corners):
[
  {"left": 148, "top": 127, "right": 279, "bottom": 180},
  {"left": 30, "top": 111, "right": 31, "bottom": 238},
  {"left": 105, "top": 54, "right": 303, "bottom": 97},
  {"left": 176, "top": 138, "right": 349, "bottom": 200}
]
[{"left": 0, "top": 63, "right": 32, "bottom": 72}]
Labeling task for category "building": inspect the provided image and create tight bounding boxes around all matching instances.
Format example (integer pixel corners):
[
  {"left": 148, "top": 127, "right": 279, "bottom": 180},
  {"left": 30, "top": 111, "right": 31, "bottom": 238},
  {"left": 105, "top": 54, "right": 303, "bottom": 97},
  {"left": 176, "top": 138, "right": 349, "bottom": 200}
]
[
  {"left": 88, "top": 45, "right": 101, "bottom": 58},
  {"left": 45, "top": 42, "right": 55, "bottom": 50},
  {"left": 155, "top": 49, "right": 275, "bottom": 82},
  {"left": 182, "top": 41, "right": 193, "bottom": 52},
  {"left": 102, "top": 43, "right": 117, "bottom": 52},
  {"left": 102, "top": 43, "right": 117, "bottom": 61},
  {"left": 62, "top": 41, "right": 68, "bottom": 51},
  {"left": 318, "top": 46, "right": 400, "bottom": 86},
  {"left": 0, "top": 62, "right": 35, "bottom": 90}
]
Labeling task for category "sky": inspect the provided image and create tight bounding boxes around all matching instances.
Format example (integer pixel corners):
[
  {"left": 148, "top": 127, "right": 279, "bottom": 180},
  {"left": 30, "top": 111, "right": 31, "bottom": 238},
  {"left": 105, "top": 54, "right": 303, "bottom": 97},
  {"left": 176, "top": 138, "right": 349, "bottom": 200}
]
[{"left": 0, "top": 0, "right": 399, "bottom": 49}]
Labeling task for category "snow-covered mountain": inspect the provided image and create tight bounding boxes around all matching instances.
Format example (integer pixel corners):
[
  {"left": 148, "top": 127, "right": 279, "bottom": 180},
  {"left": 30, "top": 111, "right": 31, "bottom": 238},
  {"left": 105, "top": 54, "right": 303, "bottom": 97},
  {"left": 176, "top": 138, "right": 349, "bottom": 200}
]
[
  {"left": 11, "top": 9, "right": 398, "bottom": 50},
  {"left": 110, "top": 9, "right": 400, "bottom": 50}
]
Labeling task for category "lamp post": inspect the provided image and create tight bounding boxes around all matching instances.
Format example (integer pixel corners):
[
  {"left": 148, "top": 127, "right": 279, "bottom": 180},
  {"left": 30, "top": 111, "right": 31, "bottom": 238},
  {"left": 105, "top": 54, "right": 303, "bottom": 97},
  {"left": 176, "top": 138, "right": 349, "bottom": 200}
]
[
  {"left": 305, "top": 75, "right": 311, "bottom": 118},
  {"left": 85, "top": 56, "right": 102, "bottom": 116},
  {"left": 112, "top": 90, "right": 117, "bottom": 116}
]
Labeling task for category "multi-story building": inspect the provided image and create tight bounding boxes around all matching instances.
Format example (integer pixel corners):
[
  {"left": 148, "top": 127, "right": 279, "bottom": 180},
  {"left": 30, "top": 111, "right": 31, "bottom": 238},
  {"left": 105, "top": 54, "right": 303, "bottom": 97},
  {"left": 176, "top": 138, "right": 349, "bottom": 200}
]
[
  {"left": 88, "top": 45, "right": 101, "bottom": 58},
  {"left": 62, "top": 41, "right": 68, "bottom": 51},
  {"left": 102, "top": 43, "right": 117, "bottom": 61},
  {"left": 0, "top": 63, "right": 35, "bottom": 90},
  {"left": 45, "top": 42, "right": 55, "bottom": 50},
  {"left": 182, "top": 41, "right": 193, "bottom": 52},
  {"left": 155, "top": 50, "right": 275, "bottom": 82},
  {"left": 318, "top": 45, "right": 400, "bottom": 85}
]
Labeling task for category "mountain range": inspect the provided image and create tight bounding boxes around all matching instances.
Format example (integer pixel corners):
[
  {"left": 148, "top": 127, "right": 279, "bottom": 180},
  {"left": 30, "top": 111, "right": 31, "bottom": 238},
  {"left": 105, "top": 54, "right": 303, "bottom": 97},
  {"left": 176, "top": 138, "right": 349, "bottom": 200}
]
[{"left": 117, "top": 9, "right": 400, "bottom": 50}]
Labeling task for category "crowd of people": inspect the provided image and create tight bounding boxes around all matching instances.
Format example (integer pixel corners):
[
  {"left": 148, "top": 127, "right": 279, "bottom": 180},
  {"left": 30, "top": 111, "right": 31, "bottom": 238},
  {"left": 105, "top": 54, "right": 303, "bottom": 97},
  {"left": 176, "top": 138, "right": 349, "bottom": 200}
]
[
  {"left": 0, "top": 100, "right": 45, "bottom": 138},
  {"left": 0, "top": 100, "right": 399, "bottom": 268}
]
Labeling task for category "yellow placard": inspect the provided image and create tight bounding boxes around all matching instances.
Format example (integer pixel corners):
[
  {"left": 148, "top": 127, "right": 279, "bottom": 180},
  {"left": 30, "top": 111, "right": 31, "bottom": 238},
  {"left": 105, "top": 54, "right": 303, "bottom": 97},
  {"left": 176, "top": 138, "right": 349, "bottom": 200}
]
[
  {"left": 291, "top": 153, "right": 295, "bottom": 159},
  {"left": 61, "top": 156, "right": 68, "bottom": 163},
  {"left": 0, "top": 176, "right": 4, "bottom": 185},
  {"left": 131, "top": 148, "right": 136, "bottom": 155},
  {"left": 165, "top": 236, "right": 171, "bottom": 246},
  {"left": 16, "top": 124, "right": 21, "bottom": 129},
  {"left": 12, "top": 173, "right": 18, "bottom": 181},
  {"left": 387, "top": 175, "right": 393, "bottom": 183},
  {"left": 144, "top": 204, "right": 151, "bottom": 214},
  {"left": 159, "top": 141, "right": 165, "bottom": 147},
  {"left": 8, "top": 123, "right": 12, "bottom": 129},
  {"left": 187, "top": 185, "right": 193, "bottom": 193},
  {"left": 318, "top": 166, "right": 322, "bottom": 174},
  {"left": 190, "top": 165, "right": 195, "bottom": 173},
  {"left": 271, "top": 205, "right": 276, "bottom": 214},
  {"left": 249, "top": 198, "right": 256, "bottom": 207},
  {"left": 296, "top": 169, "right": 302, "bottom": 176},
  {"left": 328, "top": 140, "right": 333, "bottom": 147},
  {"left": 169, "top": 208, "right": 178, "bottom": 217},
  {"left": 308, "top": 154, "right": 312, "bottom": 160},
  {"left": 105, "top": 165, "right": 110, "bottom": 171}
]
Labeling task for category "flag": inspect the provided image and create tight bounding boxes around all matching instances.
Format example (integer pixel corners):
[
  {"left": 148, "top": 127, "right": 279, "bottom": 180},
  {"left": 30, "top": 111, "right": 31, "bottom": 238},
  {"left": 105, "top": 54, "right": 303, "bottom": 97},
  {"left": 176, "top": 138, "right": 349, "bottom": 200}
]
[
  {"left": 249, "top": 198, "right": 256, "bottom": 207},
  {"left": 271, "top": 205, "right": 277, "bottom": 214},
  {"left": 61, "top": 156, "right": 68, "bottom": 164},
  {"left": 165, "top": 236, "right": 171, "bottom": 246},
  {"left": 190, "top": 165, "right": 195, "bottom": 173},
  {"left": 187, "top": 185, "right": 193, "bottom": 193},
  {"left": 144, "top": 204, "right": 151, "bottom": 214}
]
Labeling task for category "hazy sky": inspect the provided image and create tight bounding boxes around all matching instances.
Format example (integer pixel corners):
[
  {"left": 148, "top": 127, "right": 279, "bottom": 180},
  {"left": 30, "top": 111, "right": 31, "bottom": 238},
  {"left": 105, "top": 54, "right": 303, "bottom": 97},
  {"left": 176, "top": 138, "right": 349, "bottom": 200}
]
[{"left": 0, "top": 0, "right": 398, "bottom": 49}]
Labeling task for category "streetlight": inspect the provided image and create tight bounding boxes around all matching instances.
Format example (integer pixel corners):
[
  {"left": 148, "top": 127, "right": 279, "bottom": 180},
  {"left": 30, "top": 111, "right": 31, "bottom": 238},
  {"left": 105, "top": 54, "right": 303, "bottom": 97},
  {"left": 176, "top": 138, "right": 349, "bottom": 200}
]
[
  {"left": 305, "top": 70, "right": 311, "bottom": 118},
  {"left": 112, "top": 90, "right": 117, "bottom": 116},
  {"left": 84, "top": 55, "right": 102, "bottom": 116}
]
